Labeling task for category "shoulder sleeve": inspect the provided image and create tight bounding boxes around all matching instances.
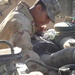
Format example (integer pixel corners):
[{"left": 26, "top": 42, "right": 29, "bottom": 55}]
[
  {"left": 9, "top": 19, "right": 33, "bottom": 51},
  {"left": 0, "top": 11, "right": 33, "bottom": 50}
]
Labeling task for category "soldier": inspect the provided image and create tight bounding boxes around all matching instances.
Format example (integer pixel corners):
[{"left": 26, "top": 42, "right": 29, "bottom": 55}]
[{"left": 0, "top": 0, "right": 61, "bottom": 75}]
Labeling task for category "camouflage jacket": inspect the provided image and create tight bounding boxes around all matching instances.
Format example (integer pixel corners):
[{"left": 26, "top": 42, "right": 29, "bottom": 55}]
[{"left": 0, "top": 1, "right": 36, "bottom": 50}]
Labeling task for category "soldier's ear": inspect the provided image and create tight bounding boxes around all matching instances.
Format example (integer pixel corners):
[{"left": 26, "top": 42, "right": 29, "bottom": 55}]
[{"left": 35, "top": 4, "right": 42, "bottom": 12}]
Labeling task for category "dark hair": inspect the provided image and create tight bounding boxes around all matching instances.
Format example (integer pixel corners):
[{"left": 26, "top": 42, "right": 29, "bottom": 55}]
[{"left": 35, "top": 0, "right": 46, "bottom": 10}]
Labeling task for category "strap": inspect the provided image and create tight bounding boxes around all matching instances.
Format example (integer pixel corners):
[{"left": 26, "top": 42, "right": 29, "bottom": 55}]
[{"left": 0, "top": 40, "right": 14, "bottom": 54}]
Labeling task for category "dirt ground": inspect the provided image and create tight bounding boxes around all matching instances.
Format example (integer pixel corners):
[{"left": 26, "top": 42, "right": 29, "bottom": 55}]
[{"left": 0, "top": 0, "right": 36, "bottom": 23}]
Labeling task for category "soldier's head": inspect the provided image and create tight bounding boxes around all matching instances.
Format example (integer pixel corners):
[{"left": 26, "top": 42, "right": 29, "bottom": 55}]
[{"left": 30, "top": 0, "right": 61, "bottom": 34}]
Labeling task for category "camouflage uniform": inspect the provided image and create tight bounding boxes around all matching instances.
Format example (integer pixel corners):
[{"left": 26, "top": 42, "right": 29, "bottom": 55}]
[
  {"left": 0, "top": 1, "right": 49, "bottom": 75},
  {"left": 0, "top": 0, "right": 61, "bottom": 74}
]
